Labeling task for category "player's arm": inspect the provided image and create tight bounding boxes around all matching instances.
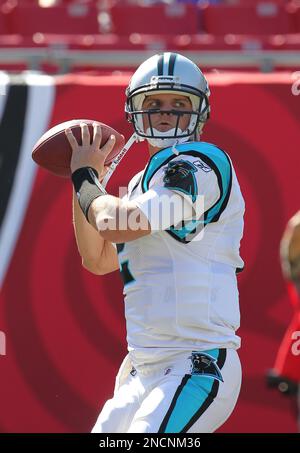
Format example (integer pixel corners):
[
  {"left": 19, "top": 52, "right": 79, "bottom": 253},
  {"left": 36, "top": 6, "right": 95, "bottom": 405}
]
[
  {"left": 67, "top": 123, "right": 188, "bottom": 243},
  {"left": 80, "top": 179, "right": 192, "bottom": 243},
  {"left": 67, "top": 123, "right": 152, "bottom": 243},
  {"left": 72, "top": 158, "right": 206, "bottom": 243},
  {"left": 73, "top": 189, "right": 119, "bottom": 275},
  {"left": 87, "top": 194, "right": 151, "bottom": 243},
  {"left": 72, "top": 165, "right": 193, "bottom": 243}
]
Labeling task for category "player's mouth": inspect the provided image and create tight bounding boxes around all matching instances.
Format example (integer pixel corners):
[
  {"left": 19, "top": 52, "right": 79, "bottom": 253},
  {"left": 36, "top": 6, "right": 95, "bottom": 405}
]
[{"left": 154, "top": 122, "right": 175, "bottom": 131}]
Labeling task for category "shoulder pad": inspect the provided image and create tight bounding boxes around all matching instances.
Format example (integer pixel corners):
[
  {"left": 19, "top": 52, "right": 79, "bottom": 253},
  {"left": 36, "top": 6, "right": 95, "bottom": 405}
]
[{"left": 163, "top": 159, "right": 198, "bottom": 202}]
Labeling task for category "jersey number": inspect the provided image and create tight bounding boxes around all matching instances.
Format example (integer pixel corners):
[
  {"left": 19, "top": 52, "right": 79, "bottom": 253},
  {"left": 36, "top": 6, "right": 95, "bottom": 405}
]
[{"left": 116, "top": 243, "right": 135, "bottom": 286}]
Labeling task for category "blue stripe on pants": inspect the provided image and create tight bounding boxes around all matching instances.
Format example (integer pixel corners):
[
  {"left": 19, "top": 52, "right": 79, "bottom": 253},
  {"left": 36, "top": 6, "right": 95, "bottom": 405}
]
[{"left": 159, "top": 349, "right": 222, "bottom": 433}]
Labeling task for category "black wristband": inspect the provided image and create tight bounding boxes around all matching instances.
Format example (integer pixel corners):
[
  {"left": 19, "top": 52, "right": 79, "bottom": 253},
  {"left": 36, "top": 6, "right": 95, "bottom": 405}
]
[{"left": 71, "top": 167, "right": 107, "bottom": 221}]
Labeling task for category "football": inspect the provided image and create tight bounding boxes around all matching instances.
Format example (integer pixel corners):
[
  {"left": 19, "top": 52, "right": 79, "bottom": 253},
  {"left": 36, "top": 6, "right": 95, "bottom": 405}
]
[{"left": 32, "top": 119, "right": 125, "bottom": 177}]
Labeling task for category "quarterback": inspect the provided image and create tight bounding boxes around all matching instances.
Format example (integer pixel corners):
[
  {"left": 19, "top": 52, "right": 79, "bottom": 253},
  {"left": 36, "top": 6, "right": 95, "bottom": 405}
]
[{"left": 67, "top": 52, "right": 245, "bottom": 433}]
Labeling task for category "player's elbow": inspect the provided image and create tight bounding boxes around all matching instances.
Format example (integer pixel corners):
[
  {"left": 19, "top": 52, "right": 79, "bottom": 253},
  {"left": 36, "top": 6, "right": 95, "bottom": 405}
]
[
  {"left": 82, "top": 256, "right": 119, "bottom": 275},
  {"left": 99, "top": 228, "right": 151, "bottom": 242},
  {"left": 82, "top": 258, "right": 109, "bottom": 275}
]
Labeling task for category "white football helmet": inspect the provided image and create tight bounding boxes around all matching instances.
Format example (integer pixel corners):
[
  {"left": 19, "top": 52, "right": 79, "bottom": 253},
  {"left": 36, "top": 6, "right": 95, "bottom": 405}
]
[{"left": 125, "top": 52, "right": 210, "bottom": 148}]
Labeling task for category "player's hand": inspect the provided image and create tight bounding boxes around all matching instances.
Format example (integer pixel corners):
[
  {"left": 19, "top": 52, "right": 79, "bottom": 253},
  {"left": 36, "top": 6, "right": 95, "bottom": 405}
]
[{"left": 66, "top": 122, "right": 116, "bottom": 176}]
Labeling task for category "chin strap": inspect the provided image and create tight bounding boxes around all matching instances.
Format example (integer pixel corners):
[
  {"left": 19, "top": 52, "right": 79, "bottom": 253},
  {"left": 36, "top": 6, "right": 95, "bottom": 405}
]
[
  {"left": 172, "top": 140, "right": 180, "bottom": 156},
  {"left": 102, "top": 133, "right": 138, "bottom": 188},
  {"left": 145, "top": 129, "right": 190, "bottom": 149}
]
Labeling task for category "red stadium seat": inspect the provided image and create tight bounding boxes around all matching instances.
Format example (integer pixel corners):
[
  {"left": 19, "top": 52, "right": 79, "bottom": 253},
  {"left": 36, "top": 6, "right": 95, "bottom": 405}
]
[
  {"left": 291, "top": 3, "right": 300, "bottom": 31},
  {"left": 268, "top": 32, "right": 300, "bottom": 48},
  {"left": 169, "top": 32, "right": 300, "bottom": 51},
  {"left": 0, "top": 15, "right": 8, "bottom": 34},
  {"left": 8, "top": 3, "right": 101, "bottom": 35},
  {"left": 30, "top": 33, "right": 138, "bottom": 50},
  {"left": 109, "top": 3, "right": 200, "bottom": 36},
  {"left": 234, "top": 0, "right": 288, "bottom": 4},
  {"left": 200, "top": 3, "right": 294, "bottom": 35},
  {"left": 173, "top": 34, "right": 237, "bottom": 51},
  {"left": 0, "top": 5, "right": 12, "bottom": 34},
  {"left": 0, "top": 33, "right": 24, "bottom": 46}
]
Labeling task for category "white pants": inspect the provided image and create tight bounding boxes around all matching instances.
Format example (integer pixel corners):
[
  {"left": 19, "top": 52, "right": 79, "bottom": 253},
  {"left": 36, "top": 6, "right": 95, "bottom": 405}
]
[{"left": 92, "top": 348, "right": 242, "bottom": 433}]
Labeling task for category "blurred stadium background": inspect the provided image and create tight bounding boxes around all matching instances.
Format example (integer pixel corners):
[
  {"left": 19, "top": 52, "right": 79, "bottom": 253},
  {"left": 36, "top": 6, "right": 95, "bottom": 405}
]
[{"left": 0, "top": 0, "right": 299, "bottom": 433}]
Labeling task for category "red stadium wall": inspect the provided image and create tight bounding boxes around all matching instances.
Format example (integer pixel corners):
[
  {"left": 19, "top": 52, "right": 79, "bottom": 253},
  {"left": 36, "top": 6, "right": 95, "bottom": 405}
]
[{"left": 0, "top": 72, "right": 299, "bottom": 433}]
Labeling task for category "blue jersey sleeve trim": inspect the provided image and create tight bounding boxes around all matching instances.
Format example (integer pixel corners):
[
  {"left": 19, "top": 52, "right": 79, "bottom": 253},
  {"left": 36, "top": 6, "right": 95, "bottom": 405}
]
[{"left": 142, "top": 142, "right": 232, "bottom": 243}]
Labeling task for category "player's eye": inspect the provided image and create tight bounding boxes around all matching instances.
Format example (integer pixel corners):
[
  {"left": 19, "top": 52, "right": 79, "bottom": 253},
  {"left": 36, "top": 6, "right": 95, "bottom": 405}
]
[
  {"left": 174, "top": 100, "right": 190, "bottom": 109},
  {"left": 145, "top": 100, "right": 160, "bottom": 109}
]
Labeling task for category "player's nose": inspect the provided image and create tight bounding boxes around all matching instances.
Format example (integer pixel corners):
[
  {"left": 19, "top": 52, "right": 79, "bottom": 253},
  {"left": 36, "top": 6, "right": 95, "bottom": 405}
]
[
  {"left": 159, "top": 100, "right": 174, "bottom": 112},
  {"left": 160, "top": 109, "right": 173, "bottom": 116}
]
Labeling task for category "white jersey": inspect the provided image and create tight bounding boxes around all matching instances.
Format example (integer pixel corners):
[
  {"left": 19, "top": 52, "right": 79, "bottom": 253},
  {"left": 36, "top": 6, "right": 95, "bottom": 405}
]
[{"left": 117, "top": 142, "right": 245, "bottom": 367}]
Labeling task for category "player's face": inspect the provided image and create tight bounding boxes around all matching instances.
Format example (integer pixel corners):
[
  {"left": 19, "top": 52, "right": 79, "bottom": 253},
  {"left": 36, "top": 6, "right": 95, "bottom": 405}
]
[
  {"left": 142, "top": 93, "right": 192, "bottom": 133},
  {"left": 288, "top": 224, "right": 300, "bottom": 280}
]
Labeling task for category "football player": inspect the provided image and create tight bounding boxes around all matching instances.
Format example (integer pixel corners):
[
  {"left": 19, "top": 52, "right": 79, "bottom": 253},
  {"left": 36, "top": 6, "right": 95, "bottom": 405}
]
[
  {"left": 267, "top": 211, "right": 300, "bottom": 431},
  {"left": 67, "top": 52, "right": 245, "bottom": 433}
]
